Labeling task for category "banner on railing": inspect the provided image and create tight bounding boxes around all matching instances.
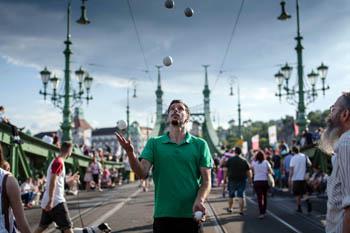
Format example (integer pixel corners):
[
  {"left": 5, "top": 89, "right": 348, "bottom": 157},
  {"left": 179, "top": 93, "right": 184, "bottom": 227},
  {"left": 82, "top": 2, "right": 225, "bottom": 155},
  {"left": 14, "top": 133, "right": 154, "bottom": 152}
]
[
  {"left": 242, "top": 141, "right": 248, "bottom": 154},
  {"left": 268, "top": 125, "right": 277, "bottom": 145},
  {"left": 252, "top": 134, "right": 259, "bottom": 150}
]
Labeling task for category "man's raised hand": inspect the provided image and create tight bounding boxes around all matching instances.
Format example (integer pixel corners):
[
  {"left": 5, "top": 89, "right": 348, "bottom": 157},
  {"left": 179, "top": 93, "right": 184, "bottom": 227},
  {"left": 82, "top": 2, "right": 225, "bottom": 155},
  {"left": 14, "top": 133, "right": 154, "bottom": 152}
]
[{"left": 114, "top": 132, "right": 134, "bottom": 154}]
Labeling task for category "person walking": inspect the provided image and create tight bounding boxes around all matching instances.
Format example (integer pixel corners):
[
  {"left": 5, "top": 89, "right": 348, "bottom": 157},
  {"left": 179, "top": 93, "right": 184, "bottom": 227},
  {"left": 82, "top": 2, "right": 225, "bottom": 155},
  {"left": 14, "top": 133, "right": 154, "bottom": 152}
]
[
  {"left": 251, "top": 150, "right": 274, "bottom": 219},
  {"left": 282, "top": 150, "right": 293, "bottom": 189},
  {"left": 219, "top": 149, "right": 235, "bottom": 198},
  {"left": 91, "top": 156, "right": 103, "bottom": 192},
  {"left": 115, "top": 99, "right": 212, "bottom": 233},
  {"left": 288, "top": 146, "right": 312, "bottom": 213},
  {"left": 319, "top": 92, "right": 350, "bottom": 233},
  {"left": 84, "top": 161, "right": 93, "bottom": 191},
  {"left": 34, "top": 142, "right": 79, "bottom": 233},
  {"left": 224, "top": 147, "right": 252, "bottom": 215},
  {"left": 0, "top": 144, "right": 32, "bottom": 233},
  {"left": 272, "top": 151, "right": 282, "bottom": 189}
]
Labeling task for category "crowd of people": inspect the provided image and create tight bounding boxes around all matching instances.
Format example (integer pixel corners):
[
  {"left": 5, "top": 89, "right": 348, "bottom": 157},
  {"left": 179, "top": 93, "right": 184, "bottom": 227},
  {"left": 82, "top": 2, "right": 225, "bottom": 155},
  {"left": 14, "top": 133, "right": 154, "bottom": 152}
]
[
  {"left": 212, "top": 138, "right": 330, "bottom": 219},
  {"left": 83, "top": 158, "right": 126, "bottom": 192},
  {"left": 1, "top": 93, "right": 350, "bottom": 233}
]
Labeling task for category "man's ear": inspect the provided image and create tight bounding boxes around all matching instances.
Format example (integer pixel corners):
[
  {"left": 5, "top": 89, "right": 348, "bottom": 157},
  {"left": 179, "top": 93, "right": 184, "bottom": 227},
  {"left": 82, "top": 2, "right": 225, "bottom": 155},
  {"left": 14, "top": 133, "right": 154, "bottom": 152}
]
[{"left": 340, "top": 109, "right": 350, "bottom": 123}]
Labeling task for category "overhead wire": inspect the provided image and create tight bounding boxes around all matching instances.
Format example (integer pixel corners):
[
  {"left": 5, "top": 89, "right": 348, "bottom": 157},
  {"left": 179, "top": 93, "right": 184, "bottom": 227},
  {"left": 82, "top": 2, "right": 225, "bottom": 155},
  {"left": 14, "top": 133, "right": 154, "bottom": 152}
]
[
  {"left": 213, "top": 0, "right": 246, "bottom": 90},
  {"left": 126, "top": 0, "right": 153, "bottom": 82}
]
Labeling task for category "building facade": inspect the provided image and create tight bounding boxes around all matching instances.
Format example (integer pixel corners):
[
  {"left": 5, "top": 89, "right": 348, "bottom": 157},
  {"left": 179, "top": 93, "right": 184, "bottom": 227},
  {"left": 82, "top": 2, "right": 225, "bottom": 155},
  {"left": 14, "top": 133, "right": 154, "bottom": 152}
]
[
  {"left": 72, "top": 107, "right": 93, "bottom": 147},
  {"left": 91, "top": 121, "right": 153, "bottom": 157}
]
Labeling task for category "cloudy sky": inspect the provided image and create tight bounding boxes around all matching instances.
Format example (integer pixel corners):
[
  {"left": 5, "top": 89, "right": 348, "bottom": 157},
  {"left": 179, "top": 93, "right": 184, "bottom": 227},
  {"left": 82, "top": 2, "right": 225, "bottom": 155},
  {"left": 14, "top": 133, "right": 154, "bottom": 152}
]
[{"left": 0, "top": 0, "right": 349, "bottom": 134}]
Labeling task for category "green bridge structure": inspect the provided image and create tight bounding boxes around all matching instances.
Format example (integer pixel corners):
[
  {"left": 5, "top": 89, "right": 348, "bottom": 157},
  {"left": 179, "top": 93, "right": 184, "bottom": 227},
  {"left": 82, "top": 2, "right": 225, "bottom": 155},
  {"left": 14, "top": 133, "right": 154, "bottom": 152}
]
[
  {"left": 0, "top": 123, "right": 124, "bottom": 182},
  {"left": 0, "top": 65, "right": 331, "bottom": 182}
]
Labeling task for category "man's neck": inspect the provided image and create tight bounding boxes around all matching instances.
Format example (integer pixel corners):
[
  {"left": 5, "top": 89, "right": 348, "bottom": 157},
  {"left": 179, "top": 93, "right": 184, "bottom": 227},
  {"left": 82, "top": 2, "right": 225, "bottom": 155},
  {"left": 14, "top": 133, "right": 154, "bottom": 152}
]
[
  {"left": 168, "top": 125, "right": 187, "bottom": 144},
  {"left": 339, "top": 127, "right": 350, "bottom": 137},
  {"left": 58, "top": 154, "right": 67, "bottom": 160}
]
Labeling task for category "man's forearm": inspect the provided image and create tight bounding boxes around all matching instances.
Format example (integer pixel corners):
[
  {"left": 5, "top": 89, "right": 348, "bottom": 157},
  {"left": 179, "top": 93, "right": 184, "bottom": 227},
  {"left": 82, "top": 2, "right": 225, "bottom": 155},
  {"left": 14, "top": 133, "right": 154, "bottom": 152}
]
[
  {"left": 196, "top": 180, "right": 211, "bottom": 203},
  {"left": 127, "top": 152, "right": 147, "bottom": 178},
  {"left": 48, "top": 177, "right": 57, "bottom": 201}
]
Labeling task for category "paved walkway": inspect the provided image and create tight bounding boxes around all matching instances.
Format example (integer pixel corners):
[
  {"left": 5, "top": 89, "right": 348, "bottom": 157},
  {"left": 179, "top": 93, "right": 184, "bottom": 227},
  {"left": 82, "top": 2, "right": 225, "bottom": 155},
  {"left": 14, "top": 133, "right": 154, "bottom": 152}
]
[{"left": 25, "top": 182, "right": 327, "bottom": 233}]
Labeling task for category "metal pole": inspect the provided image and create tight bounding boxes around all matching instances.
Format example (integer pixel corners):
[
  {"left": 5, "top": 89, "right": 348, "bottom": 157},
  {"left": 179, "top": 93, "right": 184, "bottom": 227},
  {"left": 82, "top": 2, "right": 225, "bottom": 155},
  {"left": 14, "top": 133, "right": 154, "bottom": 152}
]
[
  {"left": 126, "top": 87, "right": 130, "bottom": 140},
  {"left": 155, "top": 66, "right": 163, "bottom": 120},
  {"left": 62, "top": 0, "right": 73, "bottom": 142},
  {"left": 237, "top": 80, "right": 242, "bottom": 139},
  {"left": 295, "top": 0, "right": 307, "bottom": 134}
]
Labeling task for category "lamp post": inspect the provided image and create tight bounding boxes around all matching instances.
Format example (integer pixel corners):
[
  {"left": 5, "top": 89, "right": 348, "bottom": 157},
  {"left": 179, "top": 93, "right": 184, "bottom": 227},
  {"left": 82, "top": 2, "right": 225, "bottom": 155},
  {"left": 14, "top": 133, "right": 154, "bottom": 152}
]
[
  {"left": 274, "top": 0, "right": 329, "bottom": 135},
  {"left": 39, "top": 0, "right": 92, "bottom": 142},
  {"left": 229, "top": 76, "right": 242, "bottom": 139},
  {"left": 126, "top": 81, "right": 137, "bottom": 140}
]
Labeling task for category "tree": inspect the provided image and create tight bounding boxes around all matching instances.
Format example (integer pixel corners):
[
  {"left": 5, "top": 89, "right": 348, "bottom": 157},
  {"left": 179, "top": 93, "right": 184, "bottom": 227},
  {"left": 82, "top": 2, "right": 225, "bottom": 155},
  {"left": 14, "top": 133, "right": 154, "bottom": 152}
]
[{"left": 308, "top": 109, "right": 330, "bottom": 128}]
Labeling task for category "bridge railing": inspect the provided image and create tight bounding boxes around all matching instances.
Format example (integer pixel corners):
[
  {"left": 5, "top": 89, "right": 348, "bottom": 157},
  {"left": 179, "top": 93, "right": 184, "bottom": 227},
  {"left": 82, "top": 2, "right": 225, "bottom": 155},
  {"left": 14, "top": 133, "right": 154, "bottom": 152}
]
[{"left": 0, "top": 123, "right": 124, "bottom": 182}]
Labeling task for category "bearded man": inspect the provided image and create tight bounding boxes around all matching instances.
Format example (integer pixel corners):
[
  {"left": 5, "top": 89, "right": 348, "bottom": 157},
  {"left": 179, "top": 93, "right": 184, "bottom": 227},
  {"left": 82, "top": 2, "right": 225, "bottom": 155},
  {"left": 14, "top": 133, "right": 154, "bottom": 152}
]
[
  {"left": 319, "top": 92, "right": 350, "bottom": 233},
  {"left": 115, "top": 99, "right": 212, "bottom": 233}
]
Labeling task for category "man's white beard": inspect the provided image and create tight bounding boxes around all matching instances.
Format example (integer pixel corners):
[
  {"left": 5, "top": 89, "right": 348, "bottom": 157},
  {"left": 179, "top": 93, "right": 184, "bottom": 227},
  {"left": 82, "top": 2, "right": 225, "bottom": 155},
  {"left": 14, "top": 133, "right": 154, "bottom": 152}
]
[{"left": 319, "top": 121, "right": 340, "bottom": 154}]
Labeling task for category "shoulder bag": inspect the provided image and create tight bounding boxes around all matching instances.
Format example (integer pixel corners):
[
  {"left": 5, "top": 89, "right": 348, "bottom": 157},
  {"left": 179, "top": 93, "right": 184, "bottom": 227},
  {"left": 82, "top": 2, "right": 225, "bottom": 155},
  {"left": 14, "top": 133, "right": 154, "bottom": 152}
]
[{"left": 267, "top": 162, "right": 275, "bottom": 188}]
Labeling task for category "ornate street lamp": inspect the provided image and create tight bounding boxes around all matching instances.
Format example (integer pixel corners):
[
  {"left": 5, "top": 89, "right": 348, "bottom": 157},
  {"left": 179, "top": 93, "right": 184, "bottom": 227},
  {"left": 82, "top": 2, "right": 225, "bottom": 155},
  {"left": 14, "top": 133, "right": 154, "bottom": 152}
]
[
  {"left": 317, "top": 63, "right": 329, "bottom": 96},
  {"left": 274, "top": 0, "right": 329, "bottom": 135},
  {"left": 229, "top": 76, "right": 242, "bottom": 139},
  {"left": 39, "top": 0, "right": 93, "bottom": 142}
]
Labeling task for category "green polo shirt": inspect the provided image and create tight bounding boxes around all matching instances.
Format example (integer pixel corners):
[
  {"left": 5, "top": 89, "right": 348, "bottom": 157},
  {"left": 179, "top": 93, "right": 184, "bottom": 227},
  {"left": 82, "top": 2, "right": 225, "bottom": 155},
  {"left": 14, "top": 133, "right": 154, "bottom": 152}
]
[{"left": 140, "top": 132, "right": 212, "bottom": 218}]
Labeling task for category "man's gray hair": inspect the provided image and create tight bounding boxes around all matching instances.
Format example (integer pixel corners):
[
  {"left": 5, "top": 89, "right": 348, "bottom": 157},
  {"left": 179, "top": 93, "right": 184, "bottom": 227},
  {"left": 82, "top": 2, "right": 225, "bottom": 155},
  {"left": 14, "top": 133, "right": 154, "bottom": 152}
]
[{"left": 340, "top": 92, "right": 350, "bottom": 109}]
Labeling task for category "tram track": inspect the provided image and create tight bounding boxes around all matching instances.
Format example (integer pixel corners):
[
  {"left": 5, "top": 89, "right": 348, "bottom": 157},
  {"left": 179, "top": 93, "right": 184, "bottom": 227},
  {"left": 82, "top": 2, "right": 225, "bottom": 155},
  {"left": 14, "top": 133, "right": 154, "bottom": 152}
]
[{"left": 206, "top": 199, "right": 227, "bottom": 233}]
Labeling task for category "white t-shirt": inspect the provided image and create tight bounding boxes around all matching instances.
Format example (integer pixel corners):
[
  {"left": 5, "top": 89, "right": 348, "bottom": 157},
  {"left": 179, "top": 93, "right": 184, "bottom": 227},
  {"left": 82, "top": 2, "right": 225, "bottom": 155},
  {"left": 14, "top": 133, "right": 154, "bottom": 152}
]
[
  {"left": 289, "top": 153, "right": 311, "bottom": 181},
  {"left": 0, "top": 168, "right": 14, "bottom": 233},
  {"left": 42, "top": 135, "right": 54, "bottom": 144},
  {"left": 41, "top": 157, "right": 66, "bottom": 209},
  {"left": 252, "top": 160, "right": 271, "bottom": 181},
  {"left": 20, "top": 182, "right": 33, "bottom": 193}
]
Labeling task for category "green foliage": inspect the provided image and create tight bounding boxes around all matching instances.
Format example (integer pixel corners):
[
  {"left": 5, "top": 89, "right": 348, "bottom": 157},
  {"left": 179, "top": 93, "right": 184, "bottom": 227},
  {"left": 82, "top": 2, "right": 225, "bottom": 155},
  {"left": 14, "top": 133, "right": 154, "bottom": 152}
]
[{"left": 308, "top": 109, "right": 330, "bottom": 128}]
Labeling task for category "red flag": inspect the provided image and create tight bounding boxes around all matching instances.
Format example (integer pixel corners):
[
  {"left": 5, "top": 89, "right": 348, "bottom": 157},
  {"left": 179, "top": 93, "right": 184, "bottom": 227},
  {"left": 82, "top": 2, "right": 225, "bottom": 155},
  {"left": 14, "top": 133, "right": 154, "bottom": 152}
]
[{"left": 294, "top": 123, "right": 299, "bottom": 136}]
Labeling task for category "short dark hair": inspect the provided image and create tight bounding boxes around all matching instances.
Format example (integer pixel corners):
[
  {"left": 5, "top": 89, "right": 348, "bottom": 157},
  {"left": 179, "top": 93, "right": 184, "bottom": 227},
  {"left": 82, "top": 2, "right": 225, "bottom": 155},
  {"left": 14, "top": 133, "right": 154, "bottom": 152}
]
[
  {"left": 235, "top": 147, "right": 242, "bottom": 155},
  {"left": 60, "top": 141, "right": 73, "bottom": 154},
  {"left": 167, "top": 100, "right": 190, "bottom": 116},
  {"left": 292, "top": 146, "right": 299, "bottom": 154},
  {"left": 0, "top": 106, "right": 3, "bottom": 111}
]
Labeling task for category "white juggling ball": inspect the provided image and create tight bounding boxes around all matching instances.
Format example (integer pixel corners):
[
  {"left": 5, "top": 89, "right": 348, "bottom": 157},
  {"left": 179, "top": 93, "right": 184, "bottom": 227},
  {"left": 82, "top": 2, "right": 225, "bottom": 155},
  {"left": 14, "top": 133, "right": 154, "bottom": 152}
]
[
  {"left": 163, "top": 56, "right": 173, "bottom": 67},
  {"left": 116, "top": 120, "right": 127, "bottom": 130},
  {"left": 194, "top": 211, "right": 203, "bottom": 220}
]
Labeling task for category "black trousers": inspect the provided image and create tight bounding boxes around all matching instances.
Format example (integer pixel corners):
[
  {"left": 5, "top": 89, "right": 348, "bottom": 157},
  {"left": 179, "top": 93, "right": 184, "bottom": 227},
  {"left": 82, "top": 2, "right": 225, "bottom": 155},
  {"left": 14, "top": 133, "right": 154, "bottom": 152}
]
[
  {"left": 153, "top": 217, "right": 203, "bottom": 233},
  {"left": 3, "top": 122, "right": 19, "bottom": 137}
]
